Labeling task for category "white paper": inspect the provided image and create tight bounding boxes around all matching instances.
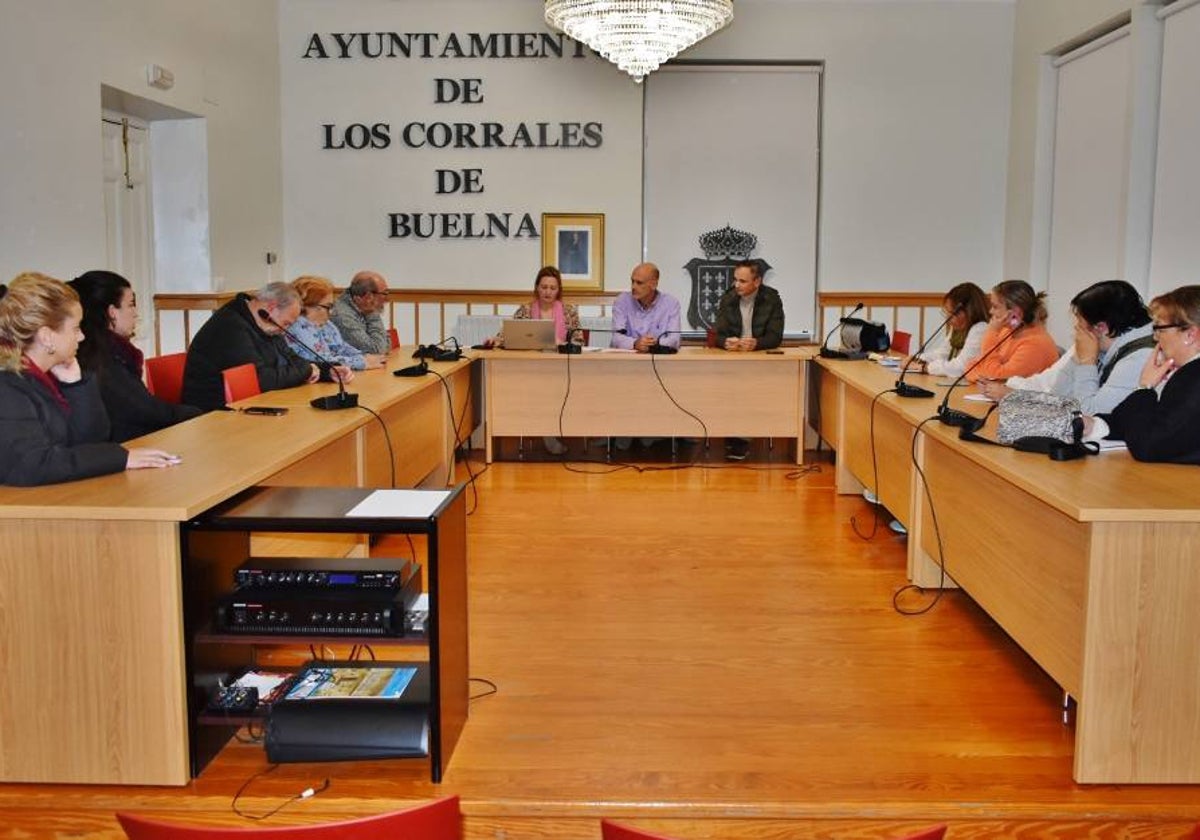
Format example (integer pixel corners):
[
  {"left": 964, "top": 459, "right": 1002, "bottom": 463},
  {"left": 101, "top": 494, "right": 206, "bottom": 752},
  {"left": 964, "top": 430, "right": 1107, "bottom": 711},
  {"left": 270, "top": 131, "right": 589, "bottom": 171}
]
[
  {"left": 962, "top": 393, "right": 994, "bottom": 402},
  {"left": 346, "top": 489, "right": 451, "bottom": 518}
]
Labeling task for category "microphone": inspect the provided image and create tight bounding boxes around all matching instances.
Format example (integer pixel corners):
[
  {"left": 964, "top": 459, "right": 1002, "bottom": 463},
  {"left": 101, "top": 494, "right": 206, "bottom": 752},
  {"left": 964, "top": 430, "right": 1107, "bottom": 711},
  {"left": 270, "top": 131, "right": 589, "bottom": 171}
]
[
  {"left": 937, "top": 321, "right": 1024, "bottom": 429},
  {"left": 649, "top": 330, "right": 683, "bottom": 355},
  {"left": 257, "top": 308, "right": 358, "bottom": 410},
  {"left": 895, "top": 304, "right": 964, "bottom": 399},
  {"left": 819, "top": 303, "right": 864, "bottom": 359},
  {"left": 394, "top": 359, "right": 429, "bottom": 377},
  {"left": 560, "top": 326, "right": 627, "bottom": 354}
]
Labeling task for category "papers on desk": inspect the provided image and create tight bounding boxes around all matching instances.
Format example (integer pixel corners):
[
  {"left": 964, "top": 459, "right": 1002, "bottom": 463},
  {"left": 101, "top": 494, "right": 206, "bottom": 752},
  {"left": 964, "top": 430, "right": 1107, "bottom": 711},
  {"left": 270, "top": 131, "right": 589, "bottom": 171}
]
[
  {"left": 346, "top": 489, "right": 451, "bottom": 518},
  {"left": 1096, "top": 439, "right": 1128, "bottom": 452},
  {"left": 962, "top": 393, "right": 995, "bottom": 402}
]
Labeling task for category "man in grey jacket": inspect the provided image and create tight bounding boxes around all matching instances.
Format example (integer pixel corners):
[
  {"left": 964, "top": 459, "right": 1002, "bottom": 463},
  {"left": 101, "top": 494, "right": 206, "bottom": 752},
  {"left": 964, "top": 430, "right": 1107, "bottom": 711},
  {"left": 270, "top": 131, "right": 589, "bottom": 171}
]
[{"left": 329, "top": 270, "right": 390, "bottom": 355}]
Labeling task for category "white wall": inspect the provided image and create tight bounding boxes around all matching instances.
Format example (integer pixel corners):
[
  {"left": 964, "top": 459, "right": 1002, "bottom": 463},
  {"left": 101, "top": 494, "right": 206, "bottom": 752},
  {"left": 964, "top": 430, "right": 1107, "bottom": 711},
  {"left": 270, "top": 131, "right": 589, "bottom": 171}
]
[
  {"left": 278, "top": 0, "right": 1016, "bottom": 296},
  {"left": 0, "top": 0, "right": 281, "bottom": 289},
  {"left": 1003, "top": 0, "right": 1134, "bottom": 283}
]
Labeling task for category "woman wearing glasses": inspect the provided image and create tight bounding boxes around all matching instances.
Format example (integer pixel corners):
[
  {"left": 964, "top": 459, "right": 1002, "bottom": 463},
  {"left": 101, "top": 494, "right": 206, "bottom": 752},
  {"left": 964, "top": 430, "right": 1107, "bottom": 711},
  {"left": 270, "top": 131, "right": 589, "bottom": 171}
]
[
  {"left": 907, "top": 282, "right": 989, "bottom": 377},
  {"left": 286, "top": 275, "right": 384, "bottom": 371},
  {"left": 1084, "top": 285, "right": 1200, "bottom": 464}
]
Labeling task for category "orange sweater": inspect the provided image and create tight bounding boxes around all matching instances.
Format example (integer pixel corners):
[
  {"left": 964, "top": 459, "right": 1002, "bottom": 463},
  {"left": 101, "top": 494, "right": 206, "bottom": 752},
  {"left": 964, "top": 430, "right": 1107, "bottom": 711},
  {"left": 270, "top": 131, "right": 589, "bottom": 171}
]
[{"left": 966, "top": 323, "right": 1060, "bottom": 382}]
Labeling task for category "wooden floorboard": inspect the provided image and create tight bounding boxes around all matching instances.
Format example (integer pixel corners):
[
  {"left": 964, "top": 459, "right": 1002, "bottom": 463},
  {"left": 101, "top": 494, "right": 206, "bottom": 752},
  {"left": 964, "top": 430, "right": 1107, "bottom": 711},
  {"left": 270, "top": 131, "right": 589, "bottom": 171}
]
[{"left": 2, "top": 451, "right": 1198, "bottom": 839}]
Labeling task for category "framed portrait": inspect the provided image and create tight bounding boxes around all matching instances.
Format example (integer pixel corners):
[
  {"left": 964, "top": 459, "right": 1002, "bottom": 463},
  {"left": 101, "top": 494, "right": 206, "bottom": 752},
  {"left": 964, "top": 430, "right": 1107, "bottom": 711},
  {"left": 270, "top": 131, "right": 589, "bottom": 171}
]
[{"left": 541, "top": 213, "right": 605, "bottom": 291}]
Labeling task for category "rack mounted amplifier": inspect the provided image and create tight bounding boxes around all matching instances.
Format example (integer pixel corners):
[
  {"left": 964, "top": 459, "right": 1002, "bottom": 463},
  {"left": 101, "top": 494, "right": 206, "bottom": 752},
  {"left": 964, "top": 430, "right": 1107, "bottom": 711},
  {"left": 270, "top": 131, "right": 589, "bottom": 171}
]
[{"left": 234, "top": 557, "right": 417, "bottom": 590}]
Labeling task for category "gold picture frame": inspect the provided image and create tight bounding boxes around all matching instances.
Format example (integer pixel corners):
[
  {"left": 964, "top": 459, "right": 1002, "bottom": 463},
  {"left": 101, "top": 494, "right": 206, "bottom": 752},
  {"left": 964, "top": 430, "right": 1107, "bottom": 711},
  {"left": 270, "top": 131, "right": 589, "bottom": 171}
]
[{"left": 541, "top": 213, "right": 605, "bottom": 291}]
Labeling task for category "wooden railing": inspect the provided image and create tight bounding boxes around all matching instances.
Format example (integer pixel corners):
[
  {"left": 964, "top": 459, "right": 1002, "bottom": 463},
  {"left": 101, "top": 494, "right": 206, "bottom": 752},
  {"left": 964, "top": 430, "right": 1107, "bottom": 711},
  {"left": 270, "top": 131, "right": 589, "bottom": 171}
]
[
  {"left": 153, "top": 289, "right": 619, "bottom": 355},
  {"left": 816, "top": 291, "right": 945, "bottom": 350},
  {"left": 154, "top": 288, "right": 942, "bottom": 355}
]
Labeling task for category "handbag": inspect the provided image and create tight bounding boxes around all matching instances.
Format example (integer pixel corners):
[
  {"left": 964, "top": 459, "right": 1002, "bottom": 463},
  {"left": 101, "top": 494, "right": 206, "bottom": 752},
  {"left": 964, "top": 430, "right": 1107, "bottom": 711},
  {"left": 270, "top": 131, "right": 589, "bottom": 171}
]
[{"left": 996, "top": 390, "right": 1081, "bottom": 444}]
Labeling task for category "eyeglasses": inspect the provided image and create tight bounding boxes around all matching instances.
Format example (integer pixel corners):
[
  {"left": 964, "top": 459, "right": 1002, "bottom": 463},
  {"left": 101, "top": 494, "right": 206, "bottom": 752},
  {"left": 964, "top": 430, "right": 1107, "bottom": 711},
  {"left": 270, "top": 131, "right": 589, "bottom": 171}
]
[{"left": 1151, "top": 322, "right": 1189, "bottom": 333}]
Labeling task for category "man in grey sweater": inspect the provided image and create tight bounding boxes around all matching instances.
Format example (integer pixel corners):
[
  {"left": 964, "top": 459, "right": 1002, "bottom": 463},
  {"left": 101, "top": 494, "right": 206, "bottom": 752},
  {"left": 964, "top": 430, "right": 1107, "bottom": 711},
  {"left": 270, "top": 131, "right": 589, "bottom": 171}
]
[{"left": 329, "top": 270, "right": 390, "bottom": 355}]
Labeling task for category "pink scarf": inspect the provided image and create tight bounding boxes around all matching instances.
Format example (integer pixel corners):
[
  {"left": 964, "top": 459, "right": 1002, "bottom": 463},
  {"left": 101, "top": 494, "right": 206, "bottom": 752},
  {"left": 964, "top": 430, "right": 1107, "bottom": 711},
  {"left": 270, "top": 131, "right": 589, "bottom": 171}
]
[{"left": 531, "top": 300, "right": 567, "bottom": 344}]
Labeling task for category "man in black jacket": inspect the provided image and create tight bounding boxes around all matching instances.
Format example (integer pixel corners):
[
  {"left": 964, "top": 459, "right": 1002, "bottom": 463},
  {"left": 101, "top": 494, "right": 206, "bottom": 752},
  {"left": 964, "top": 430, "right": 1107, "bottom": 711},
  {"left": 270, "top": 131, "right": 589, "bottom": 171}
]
[
  {"left": 182, "top": 282, "right": 322, "bottom": 411},
  {"left": 714, "top": 260, "right": 784, "bottom": 352}
]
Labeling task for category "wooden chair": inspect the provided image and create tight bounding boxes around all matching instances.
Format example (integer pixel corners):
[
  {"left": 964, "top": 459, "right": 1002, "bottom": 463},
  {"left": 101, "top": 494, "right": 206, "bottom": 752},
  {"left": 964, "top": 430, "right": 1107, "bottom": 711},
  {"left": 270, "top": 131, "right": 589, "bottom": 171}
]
[
  {"left": 222, "top": 363, "right": 261, "bottom": 405},
  {"left": 388, "top": 326, "right": 400, "bottom": 350},
  {"left": 145, "top": 352, "right": 188, "bottom": 404},
  {"left": 117, "top": 795, "right": 460, "bottom": 839},
  {"left": 890, "top": 329, "right": 913, "bottom": 356},
  {"left": 601, "top": 820, "right": 946, "bottom": 840}
]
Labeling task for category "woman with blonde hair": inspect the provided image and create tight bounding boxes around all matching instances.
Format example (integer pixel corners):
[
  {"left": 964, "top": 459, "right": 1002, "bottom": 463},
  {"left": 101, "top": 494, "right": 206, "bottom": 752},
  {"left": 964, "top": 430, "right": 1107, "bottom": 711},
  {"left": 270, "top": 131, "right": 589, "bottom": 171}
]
[
  {"left": 0, "top": 273, "right": 179, "bottom": 486},
  {"left": 966, "top": 280, "right": 1060, "bottom": 383},
  {"left": 285, "top": 275, "right": 383, "bottom": 371}
]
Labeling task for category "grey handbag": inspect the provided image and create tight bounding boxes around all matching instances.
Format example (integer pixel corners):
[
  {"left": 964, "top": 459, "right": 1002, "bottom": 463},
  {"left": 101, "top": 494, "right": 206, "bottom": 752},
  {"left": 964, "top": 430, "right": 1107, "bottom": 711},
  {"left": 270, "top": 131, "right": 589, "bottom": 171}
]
[{"left": 996, "top": 390, "right": 1081, "bottom": 444}]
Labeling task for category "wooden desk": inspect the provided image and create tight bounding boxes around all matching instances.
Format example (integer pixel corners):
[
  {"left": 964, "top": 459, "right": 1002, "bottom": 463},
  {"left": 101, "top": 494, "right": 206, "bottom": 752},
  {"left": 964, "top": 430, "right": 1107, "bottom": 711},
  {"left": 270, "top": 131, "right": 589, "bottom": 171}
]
[
  {"left": 814, "top": 358, "right": 1200, "bottom": 783},
  {"left": 479, "top": 347, "right": 813, "bottom": 463},
  {"left": 0, "top": 351, "right": 475, "bottom": 785}
]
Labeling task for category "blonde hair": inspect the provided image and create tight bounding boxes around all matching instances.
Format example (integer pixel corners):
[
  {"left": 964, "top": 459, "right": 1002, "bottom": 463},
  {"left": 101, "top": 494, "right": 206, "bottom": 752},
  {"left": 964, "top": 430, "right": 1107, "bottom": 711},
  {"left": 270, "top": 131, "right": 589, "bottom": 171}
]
[
  {"left": 292, "top": 275, "right": 335, "bottom": 308},
  {"left": 0, "top": 272, "right": 80, "bottom": 372},
  {"left": 1150, "top": 285, "right": 1200, "bottom": 328}
]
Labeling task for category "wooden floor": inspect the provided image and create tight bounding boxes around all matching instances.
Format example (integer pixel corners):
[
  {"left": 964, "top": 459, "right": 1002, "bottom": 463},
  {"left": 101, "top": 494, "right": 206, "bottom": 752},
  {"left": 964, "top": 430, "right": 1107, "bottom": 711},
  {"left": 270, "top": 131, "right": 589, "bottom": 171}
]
[{"left": 3, "top": 447, "right": 1199, "bottom": 839}]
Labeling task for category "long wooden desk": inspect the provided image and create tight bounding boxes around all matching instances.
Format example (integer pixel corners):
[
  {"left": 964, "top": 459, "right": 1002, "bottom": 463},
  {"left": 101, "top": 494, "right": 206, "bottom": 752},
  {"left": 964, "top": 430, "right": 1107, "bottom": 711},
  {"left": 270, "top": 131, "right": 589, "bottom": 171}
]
[
  {"left": 478, "top": 347, "right": 813, "bottom": 463},
  {"left": 0, "top": 350, "right": 475, "bottom": 786},
  {"left": 814, "top": 358, "right": 1200, "bottom": 784}
]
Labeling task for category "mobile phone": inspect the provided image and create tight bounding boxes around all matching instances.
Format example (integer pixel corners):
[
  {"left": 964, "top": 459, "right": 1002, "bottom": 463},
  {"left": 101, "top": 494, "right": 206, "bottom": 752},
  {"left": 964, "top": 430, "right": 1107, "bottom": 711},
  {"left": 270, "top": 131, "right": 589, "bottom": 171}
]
[{"left": 242, "top": 406, "right": 288, "bottom": 416}]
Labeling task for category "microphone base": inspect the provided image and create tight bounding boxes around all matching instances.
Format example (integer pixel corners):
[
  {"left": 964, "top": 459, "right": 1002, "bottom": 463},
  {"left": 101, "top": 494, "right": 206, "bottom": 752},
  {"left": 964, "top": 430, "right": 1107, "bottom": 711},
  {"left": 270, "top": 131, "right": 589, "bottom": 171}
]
[
  {"left": 895, "top": 382, "right": 935, "bottom": 399},
  {"left": 648, "top": 344, "right": 678, "bottom": 354},
  {"left": 937, "top": 407, "right": 983, "bottom": 431},
  {"left": 310, "top": 392, "right": 358, "bottom": 411},
  {"left": 819, "top": 348, "right": 867, "bottom": 360},
  {"left": 557, "top": 343, "right": 582, "bottom": 354}
]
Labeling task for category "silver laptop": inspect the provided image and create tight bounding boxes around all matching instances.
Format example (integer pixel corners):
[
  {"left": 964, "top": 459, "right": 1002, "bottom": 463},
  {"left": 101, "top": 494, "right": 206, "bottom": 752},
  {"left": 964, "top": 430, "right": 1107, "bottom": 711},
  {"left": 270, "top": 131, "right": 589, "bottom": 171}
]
[{"left": 503, "top": 318, "right": 557, "bottom": 350}]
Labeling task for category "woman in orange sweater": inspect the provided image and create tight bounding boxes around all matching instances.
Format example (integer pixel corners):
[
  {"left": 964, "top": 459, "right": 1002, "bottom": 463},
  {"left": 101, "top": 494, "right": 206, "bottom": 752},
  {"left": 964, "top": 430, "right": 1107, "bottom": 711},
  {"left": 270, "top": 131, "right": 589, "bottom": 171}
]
[{"left": 966, "top": 280, "right": 1060, "bottom": 383}]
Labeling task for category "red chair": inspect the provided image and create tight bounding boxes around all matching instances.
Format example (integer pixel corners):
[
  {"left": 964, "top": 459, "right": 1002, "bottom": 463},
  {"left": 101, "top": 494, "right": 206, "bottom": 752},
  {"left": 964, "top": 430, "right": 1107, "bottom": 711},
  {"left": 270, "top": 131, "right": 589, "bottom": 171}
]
[
  {"left": 891, "top": 330, "right": 912, "bottom": 356},
  {"left": 601, "top": 820, "right": 945, "bottom": 840},
  {"left": 222, "top": 363, "right": 261, "bottom": 405},
  {"left": 145, "top": 352, "right": 188, "bottom": 404},
  {"left": 387, "top": 327, "right": 400, "bottom": 351},
  {"left": 117, "top": 795, "right": 460, "bottom": 839}
]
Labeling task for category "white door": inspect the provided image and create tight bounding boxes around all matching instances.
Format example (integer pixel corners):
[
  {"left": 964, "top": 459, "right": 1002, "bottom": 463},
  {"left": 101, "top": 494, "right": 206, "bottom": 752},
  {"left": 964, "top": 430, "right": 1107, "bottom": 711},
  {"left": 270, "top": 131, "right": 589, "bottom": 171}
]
[{"left": 101, "top": 114, "right": 155, "bottom": 356}]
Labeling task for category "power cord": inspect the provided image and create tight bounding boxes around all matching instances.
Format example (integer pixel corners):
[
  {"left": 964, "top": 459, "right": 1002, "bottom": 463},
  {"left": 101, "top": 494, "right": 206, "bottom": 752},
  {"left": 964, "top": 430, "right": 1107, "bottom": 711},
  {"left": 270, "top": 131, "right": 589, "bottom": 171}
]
[
  {"left": 356, "top": 403, "right": 397, "bottom": 488},
  {"left": 231, "top": 764, "right": 330, "bottom": 821},
  {"left": 469, "top": 676, "right": 499, "bottom": 701},
  {"left": 850, "top": 388, "right": 898, "bottom": 540},
  {"left": 891, "top": 416, "right": 948, "bottom": 615},
  {"left": 428, "top": 367, "right": 482, "bottom": 515}
]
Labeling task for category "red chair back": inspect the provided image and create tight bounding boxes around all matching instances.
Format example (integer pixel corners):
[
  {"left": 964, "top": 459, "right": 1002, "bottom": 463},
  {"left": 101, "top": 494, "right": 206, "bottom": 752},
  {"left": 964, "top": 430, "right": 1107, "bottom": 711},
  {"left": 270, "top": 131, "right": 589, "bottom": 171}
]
[
  {"left": 601, "top": 820, "right": 681, "bottom": 840},
  {"left": 891, "top": 330, "right": 912, "bottom": 356},
  {"left": 222, "top": 363, "right": 261, "bottom": 405},
  {"left": 117, "top": 795, "right": 460, "bottom": 839},
  {"left": 388, "top": 327, "right": 400, "bottom": 350},
  {"left": 145, "top": 352, "right": 187, "bottom": 405}
]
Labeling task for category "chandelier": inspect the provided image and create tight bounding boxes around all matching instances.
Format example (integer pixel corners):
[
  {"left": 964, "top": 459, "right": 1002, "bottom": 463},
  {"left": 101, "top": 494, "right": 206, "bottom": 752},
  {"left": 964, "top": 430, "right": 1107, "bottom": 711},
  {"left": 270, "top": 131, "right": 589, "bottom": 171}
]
[{"left": 544, "top": 0, "right": 734, "bottom": 83}]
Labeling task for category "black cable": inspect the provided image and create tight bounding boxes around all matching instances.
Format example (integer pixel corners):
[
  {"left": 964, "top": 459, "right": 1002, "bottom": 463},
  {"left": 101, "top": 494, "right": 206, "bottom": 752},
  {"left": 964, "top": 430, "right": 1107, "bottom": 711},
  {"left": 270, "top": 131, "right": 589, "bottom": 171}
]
[
  {"left": 892, "top": 415, "right": 948, "bottom": 615},
  {"left": 469, "top": 676, "right": 498, "bottom": 701},
  {"left": 428, "top": 368, "right": 481, "bottom": 514},
  {"left": 355, "top": 403, "right": 397, "bottom": 489},
  {"left": 850, "top": 388, "right": 897, "bottom": 540},
  {"left": 231, "top": 764, "right": 330, "bottom": 821}
]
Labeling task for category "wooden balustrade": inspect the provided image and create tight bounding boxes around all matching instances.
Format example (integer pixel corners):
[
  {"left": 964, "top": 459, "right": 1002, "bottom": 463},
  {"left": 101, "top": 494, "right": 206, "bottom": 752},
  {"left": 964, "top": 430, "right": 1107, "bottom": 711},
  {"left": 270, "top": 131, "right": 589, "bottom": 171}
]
[{"left": 154, "top": 288, "right": 944, "bottom": 355}]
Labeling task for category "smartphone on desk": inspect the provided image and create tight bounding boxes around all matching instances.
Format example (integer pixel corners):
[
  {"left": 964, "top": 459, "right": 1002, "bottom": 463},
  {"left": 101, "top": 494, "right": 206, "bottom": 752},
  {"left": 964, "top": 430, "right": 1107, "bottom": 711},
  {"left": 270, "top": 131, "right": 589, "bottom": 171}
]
[{"left": 242, "top": 406, "right": 289, "bottom": 416}]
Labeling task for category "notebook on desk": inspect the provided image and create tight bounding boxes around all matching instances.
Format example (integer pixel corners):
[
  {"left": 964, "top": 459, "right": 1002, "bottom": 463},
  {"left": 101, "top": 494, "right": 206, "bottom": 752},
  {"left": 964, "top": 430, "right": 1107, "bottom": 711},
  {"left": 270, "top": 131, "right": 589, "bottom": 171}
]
[{"left": 503, "top": 318, "right": 557, "bottom": 350}]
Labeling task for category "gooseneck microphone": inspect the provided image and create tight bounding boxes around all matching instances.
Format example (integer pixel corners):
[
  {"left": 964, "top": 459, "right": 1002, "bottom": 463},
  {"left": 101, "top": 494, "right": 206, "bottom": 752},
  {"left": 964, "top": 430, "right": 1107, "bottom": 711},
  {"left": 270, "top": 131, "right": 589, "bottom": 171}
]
[
  {"left": 649, "top": 330, "right": 683, "bottom": 355},
  {"left": 559, "top": 326, "right": 628, "bottom": 354},
  {"left": 819, "top": 303, "right": 864, "bottom": 359},
  {"left": 937, "top": 321, "right": 1024, "bottom": 429},
  {"left": 257, "top": 308, "right": 358, "bottom": 410},
  {"left": 895, "top": 304, "right": 964, "bottom": 399}
]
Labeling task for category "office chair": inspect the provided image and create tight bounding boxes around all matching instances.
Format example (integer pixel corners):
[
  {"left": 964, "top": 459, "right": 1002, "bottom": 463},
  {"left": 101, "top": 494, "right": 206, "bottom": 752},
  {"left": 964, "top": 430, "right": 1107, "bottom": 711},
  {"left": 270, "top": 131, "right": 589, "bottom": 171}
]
[
  {"left": 222, "top": 363, "right": 262, "bottom": 405},
  {"left": 145, "top": 352, "right": 188, "bottom": 404},
  {"left": 890, "top": 329, "right": 913, "bottom": 356},
  {"left": 116, "top": 794, "right": 460, "bottom": 839},
  {"left": 388, "top": 327, "right": 400, "bottom": 350}
]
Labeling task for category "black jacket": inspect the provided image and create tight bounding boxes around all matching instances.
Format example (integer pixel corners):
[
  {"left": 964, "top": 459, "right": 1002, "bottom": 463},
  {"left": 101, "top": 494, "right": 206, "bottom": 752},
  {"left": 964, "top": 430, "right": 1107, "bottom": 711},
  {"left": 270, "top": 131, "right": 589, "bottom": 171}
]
[
  {"left": 714, "top": 284, "right": 785, "bottom": 350},
  {"left": 182, "top": 294, "right": 315, "bottom": 411},
  {"left": 0, "top": 370, "right": 129, "bottom": 486},
  {"left": 85, "top": 339, "right": 202, "bottom": 442},
  {"left": 1102, "top": 358, "right": 1200, "bottom": 464}
]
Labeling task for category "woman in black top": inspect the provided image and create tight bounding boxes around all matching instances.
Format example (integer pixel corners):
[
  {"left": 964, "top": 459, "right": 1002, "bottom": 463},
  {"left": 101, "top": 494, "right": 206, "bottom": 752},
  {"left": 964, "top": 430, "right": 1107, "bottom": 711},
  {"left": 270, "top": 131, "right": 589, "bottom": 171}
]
[
  {"left": 0, "top": 272, "right": 179, "bottom": 486},
  {"left": 69, "top": 270, "right": 201, "bottom": 442}
]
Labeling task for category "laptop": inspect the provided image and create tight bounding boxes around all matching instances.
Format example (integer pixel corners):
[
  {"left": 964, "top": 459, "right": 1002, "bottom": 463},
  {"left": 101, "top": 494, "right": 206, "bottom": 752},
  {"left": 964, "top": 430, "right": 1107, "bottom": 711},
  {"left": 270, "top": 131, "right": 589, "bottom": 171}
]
[{"left": 503, "top": 318, "right": 557, "bottom": 350}]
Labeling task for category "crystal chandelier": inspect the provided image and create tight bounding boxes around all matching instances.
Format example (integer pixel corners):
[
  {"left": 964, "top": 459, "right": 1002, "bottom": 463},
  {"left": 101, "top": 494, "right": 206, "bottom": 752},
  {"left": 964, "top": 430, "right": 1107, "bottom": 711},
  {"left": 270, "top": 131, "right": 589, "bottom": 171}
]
[{"left": 544, "top": 0, "right": 734, "bottom": 83}]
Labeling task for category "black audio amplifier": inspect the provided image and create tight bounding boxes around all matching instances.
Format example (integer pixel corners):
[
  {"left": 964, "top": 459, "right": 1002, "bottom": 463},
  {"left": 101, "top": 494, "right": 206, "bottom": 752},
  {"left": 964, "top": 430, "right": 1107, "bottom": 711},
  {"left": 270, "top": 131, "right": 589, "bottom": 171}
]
[
  {"left": 216, "top": 561, "right": 422, "bottom": 636},
  {"left": 234, "top": 557, "right": 417, "bottom": 590}
]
